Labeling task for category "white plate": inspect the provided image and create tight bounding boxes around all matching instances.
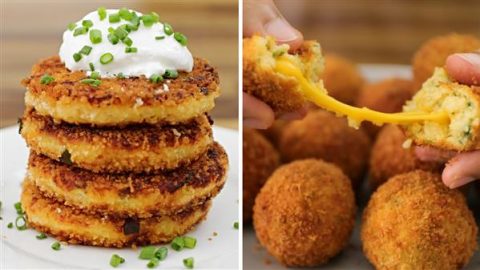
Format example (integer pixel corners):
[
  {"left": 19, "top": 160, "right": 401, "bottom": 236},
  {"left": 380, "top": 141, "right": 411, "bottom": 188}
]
[{"left": 0, "top": 125, "right": 239, "bottom": 270}]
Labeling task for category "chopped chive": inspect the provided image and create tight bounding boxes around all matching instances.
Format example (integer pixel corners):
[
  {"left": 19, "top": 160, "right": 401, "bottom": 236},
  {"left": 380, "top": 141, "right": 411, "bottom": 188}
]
[
  {"left": 14, "top": 202, "right": 23, "bottom": 215},
  {"left": 79, "top": 45, "right": 92, "bottom": 55},
  {"left": 151, "top": 12, "right": 160, "bottom": 22},
  {"left": 108, "top": 27, "right": 114, "bottom": 33},
  {"left": 183, "top": 257, "right": 194, "bottom": 269},
  {"left": 51, "top": 242, "right": 61, "bottom": 251},
  {"left": 119, "top": 24, "right": 131, "bottom": 33},
  {"left": 122, "top": 37, "right": 132, "bottom": 46},
  {"left": 36, "top": 233, "right": 47, "bottom": 240},
  {"left": 15, "top": 216, "right": 27, "bottom": 231},
  {"left": 90, "top": 71, "right": 100, "bottom": 80},
  {"left": 89, "top": 29, "right": 102, "bottom": 44},
  {"left": 89, "top": 62, "right": 95, "bottom": 71},
  {"left": 117, "top": 73, "right": 125, "bottom": 79},
  {"left": 171, "top": 236, "right": 185, "bottom": 251},
  {"left": 109, "top": 13, "right": 121, "bottom": 23},
  {"left": 82, "top": 19, "right": 93, "bottom": 29},
  {"left": 139, "top": 246, "right": 156, "bottom": 260},
  {"left": 184, "top": 236, "right": 196, "bottom": 249},
  {"left": 108, "top": 33, "right": 119, "bottom": 45},
  {"left": 125, "top": 47, "right": 137, "bottom": 53},
  {"left": 126, "top": 23, "right": 138, "bottom": 32},
  {"left": 80, "top": 78, "right": 101, "bottom": 87},
  {"left": 40, "top": 74, "right": 55, "bottom": 85},
  {"left": 73, "top": 27, "right": 88, "bottom": 36},
  {"left": 147, "top": 258, "right": 159, "bottom": 268},
  {"left": 141, "top": 14, "right": 158, "bottom": 27},
  {"left": 110, "top": 254, "right": 125, "bottom": 268},
  {"left": 114, "top": 27, "right": 128, "bottom": 40},
  {"left": 130, "top": 13, "right": 140, "bottom": 27},
  {"left": 60, "top": 149, "right": 72, "bottom": 165},
  {"left": 119, "top": 8, "right": 132, "bottom": 20},
  {"left": 7, "top": 222, "right": 13, "bottom": 228},
  {"left": 154, "top": 247, "right": 168, "bottom": 261},
  {"left": 149, "top": 74, "right": 162, "bottom": 83},
  {"left": 163, "top": 69, "right": 178, "bottom": 79},
  {"left": 155, "top": 36, "right": 165, "bottom": 40},
  {"left": 234, "top": 221, "right": 239, "bottom": 229},
  {"left": 73, "top": 53, "right": 82, "bottom": 62},
  {"left": 173, "top": 32, "right": 187, "bottom": 46},
  {"left": 163, "top": 23, "right": 173, "bottom": 35},
  {"left": 67, "top": 22, "right": 76, "bottom": 31},
  {"left": 98, "top": 7, "right": 107, "bottom": 20},
  {"left": 100, "top": 53, "right": 114, "bottom": 64}
]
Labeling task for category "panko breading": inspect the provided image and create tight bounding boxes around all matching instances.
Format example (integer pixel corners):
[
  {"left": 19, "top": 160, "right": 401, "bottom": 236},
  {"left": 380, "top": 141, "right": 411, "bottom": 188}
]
[
  {"left": 361, "top": 170, "right": 478, "bottom": 270},
  {"left": 22, "top": 56, "right": 220, "bottom": 126},
  {"left": 243, "top": 129, "right": 279, "bottom": 222},
  {"left": 369, "top": 125, "right": 443, "bottom": 189},
  {"left": 322, "top": 53, "right": 364, "bottom": 105},
  {"left": 22, "top": 180, "right": 210, "bottom": 248},
  {"left": 243, "top": 35, "right": 324, "bottom": 114},
  {"left": 27, "top": 142, "right": 227, "bottom": 218},
  {"left": 412, "top": 33, "right": 480, "bottom": 90},
  {"left": 403, "top": 68, "right": 480, "bottom": 151},
  {"left": 253, "top": 159, "right": 356, "bottom": 267},
  {"left": 21, "top": 108, "right": 213, "bottom": 173},
  {"left": 279, "top": 110, "right": 371, "bottom": 186}
]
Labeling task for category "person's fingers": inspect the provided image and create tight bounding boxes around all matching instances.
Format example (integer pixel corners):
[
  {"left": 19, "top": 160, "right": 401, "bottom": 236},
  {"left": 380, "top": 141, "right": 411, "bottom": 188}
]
[
  {"left": 277, "top": 106, "right": 308, "bottom": 120},
  {"left": 243, "top": 93, "right": 275, "bottom": 129},
  {"left": 445, "top": 52, "right": 480, "bottom": 86},
  {"left": 415, "top": 146, "right": 456, "bottom": 163},
  {"left": 243, "top": 0, "right": 303, "bottom": 49},
  {"left": 442, "top": 151, "right": 480, "bottom": 189}
]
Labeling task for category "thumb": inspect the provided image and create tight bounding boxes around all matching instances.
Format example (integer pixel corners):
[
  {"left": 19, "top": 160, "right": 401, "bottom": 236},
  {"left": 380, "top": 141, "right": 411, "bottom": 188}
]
[
  {"left": 445, "top": 51, "right": 480, "bottom": 86},
  {"left": 243, "top": 0, "right": 303, "bottom": 49}
]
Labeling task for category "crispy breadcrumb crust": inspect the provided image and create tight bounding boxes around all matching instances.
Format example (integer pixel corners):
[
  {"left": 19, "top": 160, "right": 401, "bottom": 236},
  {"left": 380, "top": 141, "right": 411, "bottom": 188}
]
[
  {"left": 369, "top": 125, "right": 443, "bottom": 189},
  {"left": 361, "top": 170, "right": 478, "bottom": 270},
  {"left": 243, "top": 129, "right": 279, "bottom": 223},
  {"left": 253, "top": 159, "right": 356, "bottom": 267},
  {"left": 21, "top": 108, "right": 213, "bottom": 173},
  {"left": 23, "top": 56, "right": 220, "bottom": 125},
  {"left": 243, "top": 36, "right": 324, "bottom": 114},
  {"left": 22, "top": 180, "right": 211, "bottom": 248},
  {"left": 27, "top": 143, "right": 227, "bottom": 218}
]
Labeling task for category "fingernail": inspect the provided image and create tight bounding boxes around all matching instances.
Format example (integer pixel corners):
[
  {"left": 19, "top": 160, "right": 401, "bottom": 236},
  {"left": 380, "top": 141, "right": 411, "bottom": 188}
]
[
  {"left": 447, "top": 176, "right": 475, "bottom": 189},
  {"left": 264, "top": 18, "right": 299, "bottom": 42},
  {"left": 457, "top": 53, "right": 480, "bottom": 67},
  {"left": 244, "top": 119, "right": 269, "bottom": 129}
]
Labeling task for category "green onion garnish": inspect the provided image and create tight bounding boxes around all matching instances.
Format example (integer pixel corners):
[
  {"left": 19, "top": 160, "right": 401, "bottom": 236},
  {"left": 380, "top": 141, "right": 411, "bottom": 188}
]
[
  {"left": 79, "top": 45, "right": 92, "bottom": 55},
  {"left": 119, "top": 8, "right": 132, "bottom": 21},
  {"left": 109, "top": 13, "right": 121, "bottom": 23},
  {"left": 40, "top": 74, "right": 55, "bottom": 85},
  {"left": 122, "top": 37, "right": 133, "bottom": 46},
  {"left": 183, "top": 257, "right": 194, "bottom": 269},
  {"left": 117, "top": 73, "right": 125, "bottom": 79},
  {"left": 155, "top": 36, "right": 165, "bottom": 40},
  {"left": 82, "top": 20, "right": 93, "bottom": 29},
  {"left": 15, "top": 216, "right": 27, "bottom": 230},
  {"left": 36, "top": 233, "right": 47, "bottom": 240},
  {"left": 73, "top": 53, "right": 82, "bottom": 62},
  {"left": 149, "top": 74, "right": 162, "bottom": 84},
  {"left": 51, "top": 242, "right": 61, "bottom": 251},
  {"left": 141, "top": 14, "right": 158, "bottom": 27},
  {"left": 151, "top": 11, "right": 160, "bottom": 22},
  {"left": 73, "top": 27, "right": 87, "bottom": 36},
  {"left": 98, "top": 7, "right": 107, "bottom": 20},
  {"left": 108, "top": 33, "right": 119, "bottom": 45},
  {"left": 67, "top": 23, "right": 76, "bottom": 31},
  {"left": 125, "top": 47, "right": 137, "bottom": 53},
  {"left": 174, "top": 32, "right": 187, "bottom": 46},
  {"left": 109, "top": 254, "right": 125, "bottom": 268},
  {"left": 89, "top": 62, "right": 95, "bottom": 71},
  {"left": 108, "top": 27, "right": 114, "bottom": 33},
  {"left": 100, "top": 53, "right": 114, "bottom": 64},
  {"left": 171, "top": 236, "right": 185, "bottom": 251},
  {"left": 139, "top": 246, "right": 156, "bottom": 260},
  {"left": 163, "top": 23, "right": 173, "bottom": 35},
  {"left": 163, "top": 69, "right": 178, "bottom": 79},
  {"left": 89, "top": 29, "right": 102, "bottom": 44},
  {"left": 81, "top": 78, "right": 101, "bottom": 87},
  {"left": 7, "top": 222, "right": 13, "bottom": 229},
  {"left": 126, "top": 23, "right": 138, "bottom": 32},
  {"left": 90, "top": 71, "right": 100, "bottom": 80},
  {"left": 184, "top": 236, "right": 197, "bottom": 249},
  {"left": 114, "top": 27, "right": 128, "bottom": 40},
  {"left": 130, "top": 13, "right": 140, "bottom": 27},
  {"left": 119, "top": 24, "right": 131, "bottom": 33},
  {"left": 154, "top": 247, "right": 168, "bottom": 261},
  {"left": 147, "top": 258, "right": 159, "bottom": 268},
  {"left": 234, "top": 221, "right": 239, "bottom": 229},
  {"left": 14, "top": 202, "right": 23, "bottom": 215}
]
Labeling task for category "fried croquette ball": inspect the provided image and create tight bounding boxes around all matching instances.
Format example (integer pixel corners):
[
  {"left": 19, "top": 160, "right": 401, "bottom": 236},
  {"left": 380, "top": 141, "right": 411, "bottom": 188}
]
[
  {"left": 355, "top": 78, "right": 414, "bottom": 138},
  {"left": 361, "top": 170, "right": 478, "bottom": 270},
  {"left": 323, "top": 53, "right": 364, "bottom": 105},
  {"left": 243, "top": 35, "right": 324, "bottom": 114},
  {"left": 369, "top": 125, "right": 443, "bottom": 189},
  {"left": 243, "top": 129, "right": 280, "bottom": 222},
  {"left": 253, "top": 159, "right": 356, "bottom": 267},
  {"left": 412, "top": 33, "right": 480, "bottom": 90},
  {"left": 403, "top": 67, "right": 480, "bottom": 151},
  {"left": 258, "top": 119, "right": 288, "bottom": 147},
  {"left": 279, "top": 110, "right": 371, "bottom": 186}
]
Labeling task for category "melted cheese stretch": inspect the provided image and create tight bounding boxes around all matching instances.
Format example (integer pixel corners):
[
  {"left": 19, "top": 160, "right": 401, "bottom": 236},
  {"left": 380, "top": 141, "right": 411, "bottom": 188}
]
[{"left": 274, "top": 57, "right": 450, "bottom": 128}]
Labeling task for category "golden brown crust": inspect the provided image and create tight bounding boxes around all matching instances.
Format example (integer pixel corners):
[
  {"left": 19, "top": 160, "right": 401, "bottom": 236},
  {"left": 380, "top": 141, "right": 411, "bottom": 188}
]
[
  {"left": 242, "top": 129, "right": 279, "bottom": 223},
  {"left": 23, "top": 56, "right": 220, "bottom": 125},
  {"left": 361, "top": 170, "right": 478, "bottom": 270},
  {"left": 28, "top": 142, "right": 228, "bottom": 218},
  {"left": 253, "top": 159, "right": 356, "bottom": 267},
  {"left": 22, "top": 180, "right": 210, "bottom": 248},
  {"left": 21, "top": 108, "right": 213, "bottom": 173}
]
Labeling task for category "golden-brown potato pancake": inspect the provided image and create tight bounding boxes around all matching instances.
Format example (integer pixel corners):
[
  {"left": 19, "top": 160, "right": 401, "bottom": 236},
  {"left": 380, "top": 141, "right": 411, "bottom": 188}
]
[
  {"left": 22, "top": 56, "right": 220, "bottom": 126},
  {"left": 361, "top": 170, "right": 477, "bottom": 270},
  {"left": 21, "top": 108, "right": 213, "bottom": 173},
  {"left": 22, "top": 180, "right": 210, "bottom": 248},
  {"left": 28, "top": 142, "right": 227, "bottom": 218}
]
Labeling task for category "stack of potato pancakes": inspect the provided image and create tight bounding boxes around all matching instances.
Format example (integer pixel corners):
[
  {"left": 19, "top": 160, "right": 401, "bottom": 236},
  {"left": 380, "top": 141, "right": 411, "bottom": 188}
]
[{"left": 19, "top": 55, "right": 228, "bottom": 248}]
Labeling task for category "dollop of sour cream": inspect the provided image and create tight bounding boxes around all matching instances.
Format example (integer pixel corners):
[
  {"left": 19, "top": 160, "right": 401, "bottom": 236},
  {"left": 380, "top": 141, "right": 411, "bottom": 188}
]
[{"left": 59, "top": 9, "right": 193, "bottom": 78}]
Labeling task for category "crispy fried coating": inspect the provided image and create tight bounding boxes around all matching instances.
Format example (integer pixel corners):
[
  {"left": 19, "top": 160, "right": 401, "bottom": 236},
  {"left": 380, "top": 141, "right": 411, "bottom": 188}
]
[
  {"left": 28, "top": 143, "right": 227, "bottom": 218},
  {"left": 22, "top": 180, "right": 210, "bottom": 248},
  {"left": 243, "top": 129, "right": 279, "bottom": 222},
  {"left": 412, "top": 33, "right": 480, "bottom": 90},
  {"left": 253, "top": 159, "right": 356, "bottom": 267},
  {"left": 258, "top": 120, "right": 288, "bottom": 148},
  {"left": 22, "top": 56, "right": 220, "bottom": 126},
  {"left": 21, "top": 108, "right": 213, "bottom": 173},
  {"left": 355, "top": 78, "right": 414, "bottom": 138},
  {"left": 323, "top": 53, "right": 364, "bottom": 105},
  {"left": 361, "top": 170, "right": 478, "bottom": 270},
  {"left": 369, "top": 125, "right": 443, "bottom": 189},
  {"left": 279, "top": 110, "right": 371, "bottom": 186},
  {"left": 243, "top": 36, "right": 324, "bottom": 114}
]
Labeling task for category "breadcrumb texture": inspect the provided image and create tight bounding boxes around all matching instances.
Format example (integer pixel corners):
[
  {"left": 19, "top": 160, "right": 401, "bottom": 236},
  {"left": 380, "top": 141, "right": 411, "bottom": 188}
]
[
  {"left": 243, "top": 35, "right": 324, "bottom": 114},
  {"left": 22, "top": 180, "right": 211, "bottom": 248},
  {"left": 21, "top": 108, "right": 213, "bottom": 173},
  {"left": 253, "top": 159, "right": 356, "bottom": 267},
  {"left": 23, "top": 56, "right": 220, "bottom": 126},
  {"left": 243, "top": 129, "right": 279, "bottom": 222},
  {"left": 361, "top": 170, "right": 478, "bottom": 270},
  {"left": 403, "top": 68, "right": 480, "bottom": 151}
]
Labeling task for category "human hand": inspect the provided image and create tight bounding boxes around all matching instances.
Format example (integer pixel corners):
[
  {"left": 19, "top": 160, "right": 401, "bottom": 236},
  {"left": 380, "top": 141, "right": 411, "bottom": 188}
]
[{"left": 415, "top": 52, "right": 480, "bottom": 188}]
